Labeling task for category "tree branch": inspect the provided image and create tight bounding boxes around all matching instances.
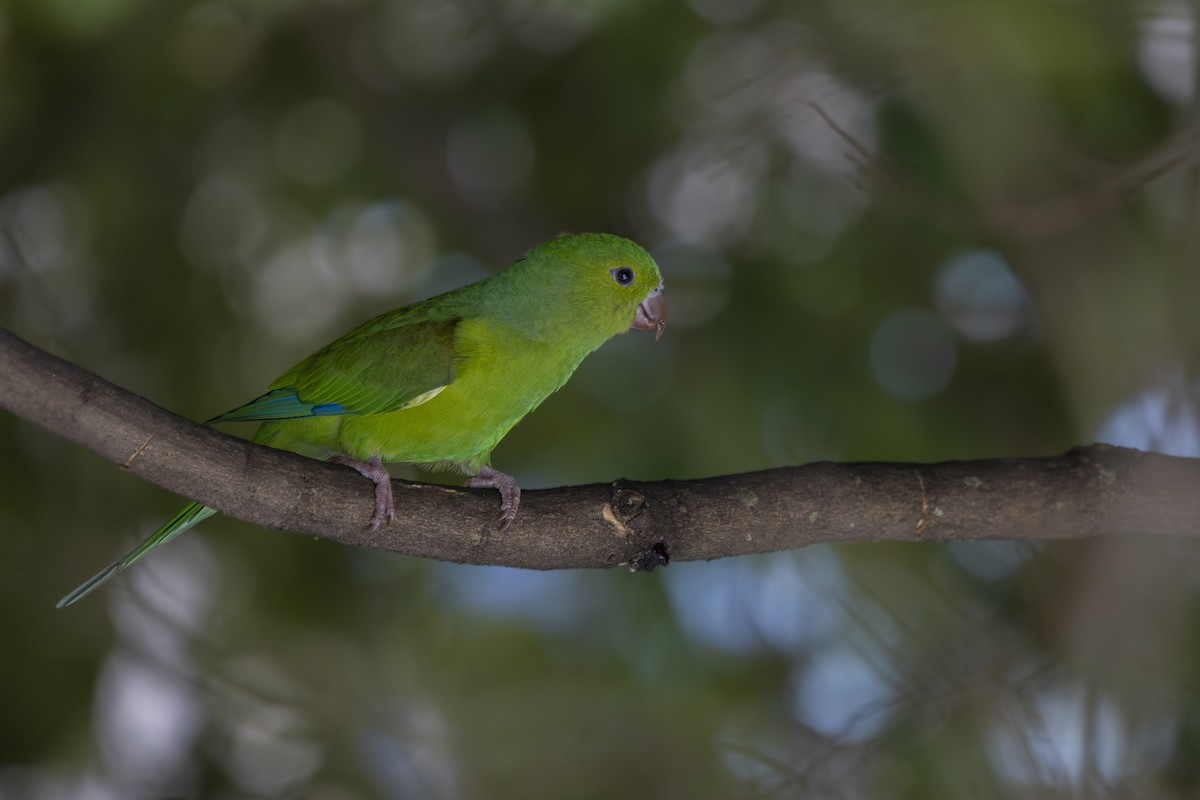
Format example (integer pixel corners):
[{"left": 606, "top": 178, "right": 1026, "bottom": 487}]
[{"left": 3, "top": 326, "right": 1198, "bottom": 571}]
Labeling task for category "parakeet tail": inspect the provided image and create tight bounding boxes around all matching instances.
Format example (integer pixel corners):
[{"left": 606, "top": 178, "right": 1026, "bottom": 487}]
[{"left": 56, "top": 502, "right": 217, "bottom": 608}]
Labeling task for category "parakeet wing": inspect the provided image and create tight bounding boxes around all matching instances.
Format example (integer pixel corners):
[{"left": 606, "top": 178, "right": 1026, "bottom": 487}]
[{"left": 211, "top": 315, "right": 461, "bottom": 422}]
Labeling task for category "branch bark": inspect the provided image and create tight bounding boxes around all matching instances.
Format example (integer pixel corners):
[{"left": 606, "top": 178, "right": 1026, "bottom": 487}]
[{"left": 3, "top": 326, "right": 1198, "bottom": 570}]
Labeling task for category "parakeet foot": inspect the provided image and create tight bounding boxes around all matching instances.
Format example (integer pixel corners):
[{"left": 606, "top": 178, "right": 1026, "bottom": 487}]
[
  {"left": 331, "top": 453, "right": 395, "bottom": 531},
  {"left": 469, "top": 465, "right": 521, "bottom": 530}
]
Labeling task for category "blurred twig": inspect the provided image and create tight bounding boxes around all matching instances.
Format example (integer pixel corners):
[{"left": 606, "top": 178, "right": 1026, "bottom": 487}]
[
  {"left": 976, "top": 126, "right": 1200, "bottom": 243},
  {"left": 805, "top": 99, "right": 1200, "bottom": 243},
  {"left": 3, "top": 326, "right": 1199, "bottom": 573}
]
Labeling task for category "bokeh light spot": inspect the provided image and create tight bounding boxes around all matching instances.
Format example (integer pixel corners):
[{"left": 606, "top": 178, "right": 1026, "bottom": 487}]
[
  {"left": 1097, "top": 378, "right": 1200, "bottom": 457},
  {"left": 935, "top": 248, "right": 1034, "bottom": 342},
  {"left": 435, "top": 564, "right": 596, "bottom": 631},
  {"left": 323, "top": 201, "right": 438, "bottom": 297},
  {"left": 1137, "top": 2, "right": 1196, "bottom": 104},
  {"left": 791, "top": 646, "right": 893, "bottom": 741},
  {"left": 251, "top": 238, "right": 350, "bottom": 343},
  {"left": 986, "top": 687, "right": 1129, "bottom": 787},
  {"left": 96, "top": 655, "right": 205, "bottom": 787},
  {"left": 868, "top": 308, "right": 958, "bottom": 401},
  {"left": 646, "top": 143, "right": 764, "bottom": 246}
]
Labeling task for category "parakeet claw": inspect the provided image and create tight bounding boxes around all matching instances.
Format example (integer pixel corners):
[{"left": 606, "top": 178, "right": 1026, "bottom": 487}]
[
  {"left": 469, "top": 465, "right": 521, "bottom": 530},
  {"left": 331, "top": 453, "right": 395, "bottom": 531}
]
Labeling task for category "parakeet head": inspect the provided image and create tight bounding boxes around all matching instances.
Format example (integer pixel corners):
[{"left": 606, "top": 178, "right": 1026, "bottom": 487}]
[{"left": 507, "top": 232, "right": 666, "bottom": 343}]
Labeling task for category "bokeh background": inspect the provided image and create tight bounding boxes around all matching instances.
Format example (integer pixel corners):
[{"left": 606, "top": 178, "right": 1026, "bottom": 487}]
[{"left": 3, "top": 0, "right": 1200, "bottom": 797}]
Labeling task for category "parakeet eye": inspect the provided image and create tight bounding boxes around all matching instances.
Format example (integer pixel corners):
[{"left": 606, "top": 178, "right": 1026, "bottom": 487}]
[{"left": 611, "top": 267, "right": 635, "bottom": 286}]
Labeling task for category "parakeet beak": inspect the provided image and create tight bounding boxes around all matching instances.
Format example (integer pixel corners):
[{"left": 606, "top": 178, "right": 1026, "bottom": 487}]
[{"left": 631, "top": 286, "right": 667, "bottom": 341}]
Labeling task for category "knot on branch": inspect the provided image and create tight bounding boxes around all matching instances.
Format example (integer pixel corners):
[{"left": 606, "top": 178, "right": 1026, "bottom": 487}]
[{"left": 604, "top": 481, "right": 671, "bottom": 572}]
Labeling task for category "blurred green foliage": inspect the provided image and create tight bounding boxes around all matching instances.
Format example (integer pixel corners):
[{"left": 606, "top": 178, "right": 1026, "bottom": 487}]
[{"left": 3, "top": 0, "right": 1200, "bottom": 797}]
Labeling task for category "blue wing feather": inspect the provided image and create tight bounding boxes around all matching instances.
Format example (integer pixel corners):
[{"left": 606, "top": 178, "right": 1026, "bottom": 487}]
[{"left": 206, "top": 388, "right": 351, "bottom": 424}]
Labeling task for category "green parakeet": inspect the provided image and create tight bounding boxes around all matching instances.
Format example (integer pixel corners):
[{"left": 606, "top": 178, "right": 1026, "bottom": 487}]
[{"left": 57, "top": 233, "right": 667, "bottom": 607}]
